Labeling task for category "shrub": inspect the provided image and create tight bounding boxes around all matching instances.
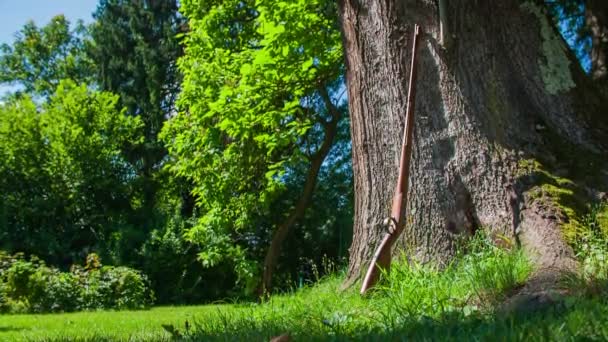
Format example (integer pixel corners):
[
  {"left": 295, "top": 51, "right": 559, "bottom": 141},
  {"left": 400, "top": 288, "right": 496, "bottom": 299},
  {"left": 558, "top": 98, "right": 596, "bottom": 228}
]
[
  {"left": 82, "top": 266, "right": 154, "bottom": 310},
  {"left": 563, "top": 202, "right": 608, "bottom": 297},
  {"left": 0, "top": 250, "right": 12, "bottom": 271},
  {"left": 577, "top": 203, "right": 608, "bottom": 281},
  {"left": 0, "top": 281, "right": 8, "bottom": 313},
  {"left": 140, "top": 215, "right": 216, "bottom": 304},
  {"left": 4, "top": 257, "right": 39, "bottom": 300},
  {"left": 0, "top": 251, "right": 154, "bottom": 313},
  {"left": 108, "top": 266, "right": 154, "bottom": 309},
  {"left": 27, "top": 267, "right": 81, "bottom": 313}
]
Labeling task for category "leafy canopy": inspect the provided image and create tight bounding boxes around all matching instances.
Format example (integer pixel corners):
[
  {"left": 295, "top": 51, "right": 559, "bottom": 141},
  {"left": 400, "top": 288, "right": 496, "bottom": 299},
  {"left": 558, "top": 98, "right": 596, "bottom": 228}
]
[
  {"left": 162, "top": 0, "right": 344, "bottom": 288},
  {"left": 0, "top": 15, "right": 94, "bottom": 97},
  {"left": 0, "top": 81, "right": 142, "bottom": 264},
  {"left": 89, "top": 0, "right": 187, "bottom": 233}
]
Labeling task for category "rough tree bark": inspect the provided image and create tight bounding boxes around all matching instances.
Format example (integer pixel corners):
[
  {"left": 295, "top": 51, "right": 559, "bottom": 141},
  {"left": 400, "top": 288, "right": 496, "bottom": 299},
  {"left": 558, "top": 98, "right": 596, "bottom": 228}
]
[{"left": 339, "top": 0, "right": 608, "bottom": 293}]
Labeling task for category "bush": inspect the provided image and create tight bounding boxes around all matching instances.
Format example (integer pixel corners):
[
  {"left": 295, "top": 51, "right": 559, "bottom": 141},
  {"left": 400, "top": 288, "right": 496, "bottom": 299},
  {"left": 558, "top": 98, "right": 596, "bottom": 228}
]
[
  {"left": 27, "top": 267, "right": 81, "bottom": 313},
  {"left": 0, "top": 252, "right": 154, "bottom": 313},
  {"left": 0, "top": 281, "right": 8, "bottom": 313},
  {"left": 140, "top": 215, "right": 220, "bottom": 304},
  {"left": 578, "top": 203, "right": 608, "bottom": 281},
  {"left": 110, "top": 267, "right": 154, "bottom": 309},
  {"left": 81, "top": 266, "right": 154, "bottom": 310},
  {"left": 563, "top": 202, "right": 608, "bottom": 297},
  {"left": 4, "top": 257, "right": 39, "bottom": 300},
  {"left": 0, "top": 250, "right": 11, "bottom": 271},
  {"left": 0, "top": 251, "right": 11, "bottom": 312}
]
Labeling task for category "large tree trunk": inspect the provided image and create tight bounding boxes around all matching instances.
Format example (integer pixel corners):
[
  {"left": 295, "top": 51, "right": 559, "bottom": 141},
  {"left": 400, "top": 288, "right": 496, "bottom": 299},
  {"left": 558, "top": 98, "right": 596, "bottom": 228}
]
[{"left": 339, "top": 0, "right": 608, "bottom": 289}]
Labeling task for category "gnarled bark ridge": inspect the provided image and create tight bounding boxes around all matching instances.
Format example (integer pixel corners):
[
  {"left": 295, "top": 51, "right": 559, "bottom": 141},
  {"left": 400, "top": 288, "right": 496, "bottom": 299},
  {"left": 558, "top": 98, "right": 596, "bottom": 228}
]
[{"left": 339, "top": 0, "right": 608, "bottom": 290}]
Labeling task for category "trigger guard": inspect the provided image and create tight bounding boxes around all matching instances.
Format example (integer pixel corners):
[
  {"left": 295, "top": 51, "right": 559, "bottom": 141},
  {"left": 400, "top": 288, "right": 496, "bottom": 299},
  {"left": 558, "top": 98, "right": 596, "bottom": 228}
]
[{"left": 381, "top": 217, "right": 398, "bottom": 235}]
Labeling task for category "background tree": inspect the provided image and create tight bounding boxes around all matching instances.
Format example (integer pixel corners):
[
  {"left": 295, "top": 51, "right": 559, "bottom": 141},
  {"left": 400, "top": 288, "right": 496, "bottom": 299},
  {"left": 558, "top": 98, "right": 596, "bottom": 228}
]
[
  {"left": 89, "top": 0, "right": 186, "bottom": 234},
  {"left": 547, "top": 0, "right": 608, "bottom": 87},
  {"left": 0, "top": 2, "right": 189, "bottom": 272},
  {"left": 0, "top": 15, "right": 94, "bottom": 98},
  {"left": 585, "top": 0, "right": 608, "bottom": 83},
  {"left": 0, "top": 81, "right": 142, "bottom": 266},
  {"left": 339, "top": 0, "right": 608, "bottom": 293},
  {"left": 163, "top": 0, "right": 350, "bottom": 293}
]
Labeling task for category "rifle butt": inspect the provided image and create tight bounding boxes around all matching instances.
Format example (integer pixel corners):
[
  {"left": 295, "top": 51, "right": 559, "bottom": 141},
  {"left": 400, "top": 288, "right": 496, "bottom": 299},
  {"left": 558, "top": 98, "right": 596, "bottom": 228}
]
[{"left": 360, "top": 234, "right": 394, "bottom": 294}]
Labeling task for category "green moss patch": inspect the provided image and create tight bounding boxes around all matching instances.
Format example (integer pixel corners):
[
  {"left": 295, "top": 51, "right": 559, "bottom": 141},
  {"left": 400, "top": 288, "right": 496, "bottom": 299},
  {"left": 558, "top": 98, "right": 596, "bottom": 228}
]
[
  {"left": 516, "top": 152, "right": 607, "bottom": 250},
  {"left": 518, "top": 159, "right": 585, "bottom": 242},
  {"left": 514, "top": 104, "right": 608, "bottom": 249}
]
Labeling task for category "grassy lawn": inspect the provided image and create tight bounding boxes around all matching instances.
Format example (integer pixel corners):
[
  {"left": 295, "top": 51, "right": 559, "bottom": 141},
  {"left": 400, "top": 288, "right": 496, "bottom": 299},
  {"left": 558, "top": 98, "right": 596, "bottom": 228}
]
[
  {"left": 0, "top": 305, "right": 222, "bottom": 341},
  {"left": 2, "top": 235, "right": 607, "bottom": 341},
  {"left": 2, "top": 278, "right": 608, "bottom": 341}
]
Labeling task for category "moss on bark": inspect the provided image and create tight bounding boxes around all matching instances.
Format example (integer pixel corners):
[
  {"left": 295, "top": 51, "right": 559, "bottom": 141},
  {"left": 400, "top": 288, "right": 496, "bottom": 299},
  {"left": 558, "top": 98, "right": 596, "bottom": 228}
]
[{"left": 516, "top": 123, "right": 608, "bottom": 248}]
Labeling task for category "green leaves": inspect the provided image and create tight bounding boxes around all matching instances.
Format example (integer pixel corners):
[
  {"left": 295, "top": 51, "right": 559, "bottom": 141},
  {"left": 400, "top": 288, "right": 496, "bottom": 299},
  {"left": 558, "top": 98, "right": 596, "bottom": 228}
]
[
  {"left": 87, "top": 0, "right": 186, "bottom": 236},
  {"left": 0, "top": 252, "right": 154, "bottom": 313},
  {"left": 0, "top": 15, "right": 94, "bottom": 98},
  {"left": 0, "top": 81, "right": 142, "bottom": 264},
  {"left": 162, "top": 0, "right": 344, "bottom": 290}
]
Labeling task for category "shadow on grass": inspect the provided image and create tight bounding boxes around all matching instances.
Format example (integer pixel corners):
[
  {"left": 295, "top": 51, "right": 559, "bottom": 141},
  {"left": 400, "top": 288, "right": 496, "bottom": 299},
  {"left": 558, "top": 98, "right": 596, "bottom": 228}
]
[
  {"left": 0, "top": 326, "right": 28, "bottom": 333},
  {"left": 34, "top": 296, "right": 608, "bottom": 341},
  {"left": 184, "top": 297, "right": 608, "bottom": 342}
]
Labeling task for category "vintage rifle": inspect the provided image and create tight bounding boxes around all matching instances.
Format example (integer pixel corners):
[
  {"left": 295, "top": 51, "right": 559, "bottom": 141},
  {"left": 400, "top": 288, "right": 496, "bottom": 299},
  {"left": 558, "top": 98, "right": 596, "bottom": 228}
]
[{"left": 360, "top": 24, "right": 421, "bottom": 295}]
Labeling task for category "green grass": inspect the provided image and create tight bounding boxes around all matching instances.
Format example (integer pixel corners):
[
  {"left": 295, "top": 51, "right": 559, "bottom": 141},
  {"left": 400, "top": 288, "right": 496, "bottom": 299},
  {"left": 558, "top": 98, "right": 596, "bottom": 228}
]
[
  {"left": 0, "top": 305, "right": 219, "bottom": 341},
  {"left": 1, "top": 233, "right": 608, "bottom": 341}
]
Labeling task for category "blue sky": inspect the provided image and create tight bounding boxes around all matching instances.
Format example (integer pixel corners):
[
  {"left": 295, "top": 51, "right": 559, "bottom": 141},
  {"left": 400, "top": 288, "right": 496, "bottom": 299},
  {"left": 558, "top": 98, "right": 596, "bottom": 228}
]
[
  {"left": 0, "top": 0, "right": 98, "bottom": 95},
  {"left": 0, "top": 1, "right": 591, "bottom": 96},
  {"left": 0, "top": 0, "right": 98, "bottom": 45}
]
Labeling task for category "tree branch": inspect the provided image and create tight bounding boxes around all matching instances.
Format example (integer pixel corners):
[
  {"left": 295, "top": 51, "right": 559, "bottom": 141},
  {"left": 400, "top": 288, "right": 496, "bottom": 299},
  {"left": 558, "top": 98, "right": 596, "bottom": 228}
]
[{"left": 260, "top": 85, "right": 341, "bottom": 294}]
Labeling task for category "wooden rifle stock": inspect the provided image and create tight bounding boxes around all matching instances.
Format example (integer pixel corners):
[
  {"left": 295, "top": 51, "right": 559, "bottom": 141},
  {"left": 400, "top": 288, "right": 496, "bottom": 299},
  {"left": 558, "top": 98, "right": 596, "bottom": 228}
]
[{"left": 360, "top": 24, "right": 421, "bottom": 295}]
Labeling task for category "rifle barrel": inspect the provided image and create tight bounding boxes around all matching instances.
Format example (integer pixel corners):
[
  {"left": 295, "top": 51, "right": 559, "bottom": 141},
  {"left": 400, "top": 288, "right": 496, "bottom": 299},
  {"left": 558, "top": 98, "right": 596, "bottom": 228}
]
[{"left": 360, "top": 24, "right": 421, "bottom": 295}]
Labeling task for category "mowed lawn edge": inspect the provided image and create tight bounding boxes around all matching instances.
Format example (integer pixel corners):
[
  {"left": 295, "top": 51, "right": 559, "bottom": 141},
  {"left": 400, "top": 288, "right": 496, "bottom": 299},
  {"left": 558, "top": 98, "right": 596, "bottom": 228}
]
[{"left": 0, "top": 304, "right": 229, "bottom": 341}]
